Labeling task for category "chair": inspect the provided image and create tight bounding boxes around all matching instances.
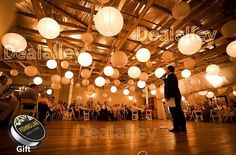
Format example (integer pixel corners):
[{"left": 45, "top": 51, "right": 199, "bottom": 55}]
[
  {"left": 210, "top": 109, "right": 219, "bottom": 123},
  {"left": 190, "top": 110, "right": 203, "bottom": 121},
  {"left": 222, "top": 111, "right": 234, "bottom": 123},
  {"left": 146, "top": 110, "right": 152, "bottom": 120},
  {"left": 132, "top": 111, "right": 138, "bottom": 120},
  {"left": 83, "top": 110, "right": 90, "bottom": 121},
  {"left": 19, "top": 99, "right": 38, "bottom": 117}
]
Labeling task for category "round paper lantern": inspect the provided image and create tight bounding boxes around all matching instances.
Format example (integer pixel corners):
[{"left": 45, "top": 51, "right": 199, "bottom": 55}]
[
  {"left": 114, "top": 79, "right": 120, "bottom": 86},
  {"left": 37, "top": 17, "right": 60, "bottom": 39},
  {"left": 94, "top": 7, "right": 123, "bottom": 36},
  {"left": 33, "top": 76, "right": 43, "bottom": 85},
  {"left": 129, "top": 86, "right": 135, "bottom": 92},
  {"left": 46, "top": 59, "right": 57, "bottom": 69},
  {"left": 128, "top": 66, "right": 141, "bottom": 79},
  {"left": 221, "top": 20, "right": 236, "bottom": 38},
  {"left": 181, "top": 96, "right": 186, "bottom": 101},
  {"left": 146, "top": 60, "right": 152, "bottom": 68},
  {"left": 103, "top": 93, "right": 108, "bottom": 98},
  {"left": 110, "top": 86, "right": 117, "bottom": 93},
  {"left": 178, "top": 34, "right": 202, "bottom": 55},
  {"left": 65, "top": 71, "right": 73, "bottom": 79},
  {"left": 82, "top": 79, "right": 90, "bottom": 86},
  {"left": 150, "top": 89, "right": 156, "bottom": 95},
  {"left": 183, "top": 58, "right": 195, "bottom": 69},
  {"left": 161, "top": 51, "right": 173, "bottom": 62},
  {"left": 46, "top": 89, "right": 52, "bottom": 95},
  {"left": 87, "top": 84, "right": 95, "bottom": 91},
  {"left": 95, "top": 76, "right": 105, "bottom": 87},
  {"left": 206, "top": 91, "right": 214, "bottom": 98},
  {"left": 1, "top": 33, "right": 27, "bottom": 52},
  {"left": 233, "top": 91, "right": 236, "bottom": 96},
  {"left": 128, "top": 80, "right": 135, "bottom": 86},
  {"left": 75, "top": 83, "right": 81, "bottom": 88},
  {"left": 51, "top": 83, "right": 61, "bottom": 90},
  {"left": 24, "top": 66, "right": 38, "bottom": 76},
  {"left": 105, "top": 79, "right": 111, "bottom": 85},
  {"left": 198, "top": 91, "right": 208, "bottom": 96},
  {"left": 51, "top": 74, "right": 61, "bottom": 83},
  {"left": 10, "top": 69, "right": 18, "bottom": 76},
  {"left": 226, "top": 40, "right": 236, "bottom": 58},
  {"left": 148, "top": 83, "right": 156, "bottom": 90},
  {"left": 81, "top": 69, "right": 91, "bottom": 79},
  {"left": 111, "top": 51, "right": 128, "bottom": 68},
  {"left": 137, "top": 80, "right": 146, "bottom": 89},
  {"left": 172, "top": 1, "right": 190, "bottom": 20},
  {"left": 111, "top": 69, "right": 120, "bottom": 79},
  {"left": 136, "top": 48, "right": 151, "bottom": 62},
  {"left": 139, "top": 72, "right": 148, "bottom": 81},
  {"left": 81, "top": 32, "right": 93, "bottom": 45},
  {"left": 78, "top": 52, "right": 93, "bottom": 67},
  {"left": 104, "top": 66, "right": 114, "bottom": 76},
  {"left": 181, "top": 69, "right": 191, "bottom": 78},
  {"left": 155, "top": 67, "right": 166, "bottom": 78},
  {"left": 61, "top": 60, "right": 69, "bottom": 69},
  {"left": 61, "top": 76, "right": 70, "bottom": 85},
  {"left": 206, "top": 64, "right": 220, "bottom": 75},
  {"left": 123, "top": 89, "right": 129, "bottom": 95}
]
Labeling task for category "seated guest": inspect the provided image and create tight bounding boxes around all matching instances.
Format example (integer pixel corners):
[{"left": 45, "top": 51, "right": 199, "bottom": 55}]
[{"left": 38, "top": 92, "right": 51, "bottom": 124}]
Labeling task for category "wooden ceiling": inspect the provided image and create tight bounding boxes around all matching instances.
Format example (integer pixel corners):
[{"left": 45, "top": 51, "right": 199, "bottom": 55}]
[{"left": 1, "top": 0, "right": 236, "bottom": 87}]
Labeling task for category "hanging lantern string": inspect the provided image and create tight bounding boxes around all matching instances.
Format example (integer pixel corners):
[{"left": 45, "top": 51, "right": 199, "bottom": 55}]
[{"left": 88, "top": 0, "right": 97, "bottom": 33}]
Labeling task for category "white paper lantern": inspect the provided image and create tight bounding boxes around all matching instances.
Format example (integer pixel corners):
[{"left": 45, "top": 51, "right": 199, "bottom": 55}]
[
  {"left": 148, "top": 83, "right": 156, "bottom": 90},
  {"left": 114, "top": 79, "right": 120, "bottom": 86},
  {"left": 104, "top": 66, "right": 114, "bottom": 76},
  {"left": 51, "top": 74, "right": 61, "bottom": 83},
  {"left": 33, "top": 76, "right": 43, "bottom": 85},
  {"left": 46, "top": 89, "right": 52, "bottom": 95},
  {"left": 139, "top": 72, "right": 148, "bottom": 81},
  {"left": 75, "top": 83, "right": 81, "bottom": 88},
  {"left": 128, "top": 66, "right": 141, "bottom": 79},
  {"left": 37, "top": 17, "right": 60, "bottom": 39},
  {"left": 94, "top": 7, "right": 123, "bottom": 36},
  {"left": 137, "top": 80, "right": 146, "bottom": 89},
  {"left": 206, "top": 64, "right": 220, "bottom": 75},
  {"left": 155, "top": 68, "right": 166, "bottom": 78},
  {"left": 181, "top": 69, "right": 191, "bottom": 78},
  {"left": 136, "top": 48, "right": 151, "bottom": 62},
  {"left": 61, "top": 60, "right": 69, "bottom": 69},
  {"left": 123, "top": 89, "right": 129, "bottom": 95},
  {"left": 226, "top": 40, "right": 236, "bottom": 58},
  {"left": 102, "top": 93, "right": 108, "bottom": 98},
  {"left": 24, "top": 66, "right": 38, "bottom": 77},
  {"left": 51, "top": 83, "right": 61, "bottom": 90},
  {"left": 221, "top": 20, "right": 236, "bottom": 38},
  {"left": 1, "top": 33, "right": 27, "bottom": 52},
  {"left": 65, "top": 71, "right": 73, "bottom": 79},
  {"left": 61, "top": 76, "right": 70, "bottom": 85},
  {"left": 146, "top": 61, "right": 152, "bottom": 68},
  {"left": 183, "top": 58, "right": 195, "bottom": 69},
  {"left": 178, "top": 34, "right": 202, "bottom": 55},
  {"left": 128, "top": 80, "right": 135, "bottom": 86},
  {"left": 95, "top": 76, "right": 105, "bottom": 87},
  {"left": 172, "top": 1, "right": 190, "bottom": 20},
  {"left": 111, "top": 69, "right": 120, "bottom": 79},
  {"left": 46, "top": 59, "right": 57, "bottom": 69},
  {"left": 78, "top": 52, "right": 93, "bottom": 67},
  {"left": 233, "top": 91, "right": 236, "bottom": 96},
  {"left": 150, "top": 89, "right": 156, "bottom": 95},
  {"left": 206, "top": 91, "right": 214, "bottom": 98},
  {"left": 129, "top": 86, "right": 135, "bottom": 92},
  {"left": 82, "top": 79, "right": 90, "bottom": 86},
  {"left": 81, "top": 69, "right": 91, "bottom": 79},
  {"left": 161, "top": 51, "right": 174, "bottom": 62},
  {"left": 111, "top": 51, "right": 128, "bottom": 68},
  {"left": 105, "top": 79, "right": 111, "bottom": 85},
  {"left": 10, "top": 69, "right": 18, "bottom": 76},
  {"left": 110, "top": 86, "right": 117, "bottom": 93},
  {"left": 81, "top": 32, "right": 93, "bottom": 45},
  {"left": 181, "top": 96, "right": 186, "bottom": 101}
]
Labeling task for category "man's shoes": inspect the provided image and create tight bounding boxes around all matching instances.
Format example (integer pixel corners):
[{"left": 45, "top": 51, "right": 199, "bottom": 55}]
[{"left": 169, "top": 129, "right": 180, "bottom": 133}]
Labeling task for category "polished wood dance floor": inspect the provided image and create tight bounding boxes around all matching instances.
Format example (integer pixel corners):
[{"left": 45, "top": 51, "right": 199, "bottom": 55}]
[{"left": 0, "top": 120, "right": 236, "bottom": 155}]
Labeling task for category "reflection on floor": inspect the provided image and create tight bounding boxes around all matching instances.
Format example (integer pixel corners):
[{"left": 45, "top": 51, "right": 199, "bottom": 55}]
[{"left": 0, "top": 120, "right": 236, "bottom": 155}]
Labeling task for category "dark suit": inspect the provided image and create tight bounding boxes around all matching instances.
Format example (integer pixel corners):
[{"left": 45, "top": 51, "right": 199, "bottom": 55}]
[{"left": 163, "top": 73, "right": 186, "bottom": 131}]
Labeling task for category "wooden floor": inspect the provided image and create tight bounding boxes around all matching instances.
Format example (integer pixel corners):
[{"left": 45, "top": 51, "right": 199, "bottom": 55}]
[{"left": 0, "top": 120, "right": 236, "bottom": 155}]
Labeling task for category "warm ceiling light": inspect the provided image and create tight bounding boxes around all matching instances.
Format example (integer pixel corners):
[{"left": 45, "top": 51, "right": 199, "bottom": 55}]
[
  {"left": 206, "top": 64, "right": 220, "bottom": 75},
  {"left": 1, "top": 33, "right": 27, "bottom": 52},
  {"left": 111, "top": 51, "right": 128, "bottom": 68},
  {"left": 51, "top": 74, "right": 61, "bottom": 83},
  {"left": 95, "top": 76, "right": 105, "bottom": 87},
  {"left": 65, "top": 71, "right": 73, "bottom": 79},
  {"left": 226, "top": 40, "right": 236, "bottom": 58},
  {"left": 51, "top": 83, "right": 61, "bottom": 90},
  {"left": 136, "top": 48, "right": 151, "bottom": 62},
  {"left": 221, "top": 20, "right": 236, "bottom": 38},
  {"left": 46, "top": 89, "right": 52, "bottom": 95},
  {"left": 137, "top": 80, "right": 146, "bottom": 89},
  {"left": 81, "top": 32, "right": 94, "bottom": 45},
  {"left": 46, "top": 59, "right": 57, "bottom": 69},
  {"left": 198, "top": 91, "right": 208, "bottom": 96},
  {"left": 178, "top": 34, "right": 202, "bottom": 55},
  {"left": 94, "top": 7, "right": 124, "bottom": 36},
  {"left": 172, "top": 1, "right": 190, "bottom": 20},
  {"left": 24, "top": 66, "right": 38, "bottom": 77},
  {"left": 150, "top": 89, "right": 156, "bottom": 95},
  {"left": 233, "top": 91, "right": 236, "bottom": 96},
  {"left": 61, "top": 76, "right": 70, "bottom": 85},
  {"left": 206, "top": 91, "right": 214, "bottom": 98},
  {"left": 37, "top": 17, "right": 60, "bottom": 39},
  {"left": 10, "top": 69, "right": 18, "bottom": 76},
  {"left": 110, "top": 86, "right": 117, "bottom": 93},
  {"left": 128, "top": 66, "right": 141, "bottom": 79},
  {"left": 33, "top": 76, "right": 43, "bottom": 85},
  {"left": 78, "top": 52, "right": 93, "bottom": 67},
  {"left": 61, "top": 60, "right": 69, "bottom": 69},
  {"left": 123, "top": 88, "right": 129, "bottom": 95},
  {"left": 81, "top": 69, "right": 91, "bottom": 79},
  {"left": 181, "top": 96, "right": 186, "bottom": 101},
  {"left": 104, "top": 66, "right": 114, "bottom": 76},
  {"left": 148, "top": 83, "right": 156, "bottom": 90},
  {"left": 181, "top": 69, "right": 191, "bottom": 78},
  {"left": 155, "top": 68, "right": 166, "bottom": 78}
]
